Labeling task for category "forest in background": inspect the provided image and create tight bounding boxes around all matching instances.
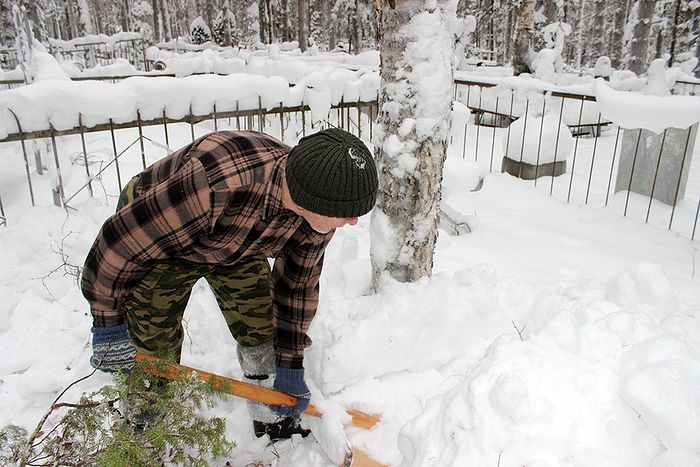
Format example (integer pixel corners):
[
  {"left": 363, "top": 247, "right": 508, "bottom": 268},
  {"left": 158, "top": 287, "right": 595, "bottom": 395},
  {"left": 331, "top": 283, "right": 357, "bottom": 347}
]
[{"left": 0, "top": 0, "right": 698, "bottom": 76}]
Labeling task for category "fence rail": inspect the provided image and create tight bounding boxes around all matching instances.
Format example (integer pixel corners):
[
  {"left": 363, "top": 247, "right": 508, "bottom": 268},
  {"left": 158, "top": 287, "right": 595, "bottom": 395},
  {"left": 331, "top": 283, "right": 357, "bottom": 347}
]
[
  {"left": 0, "top": 97, "right": 377, "bottom": 224},
  {"left": 0, "top": 77, "right": 698, "bottom": 241},
  {"left": 452, "top": 79, "right": 699, "bottom": 240}
]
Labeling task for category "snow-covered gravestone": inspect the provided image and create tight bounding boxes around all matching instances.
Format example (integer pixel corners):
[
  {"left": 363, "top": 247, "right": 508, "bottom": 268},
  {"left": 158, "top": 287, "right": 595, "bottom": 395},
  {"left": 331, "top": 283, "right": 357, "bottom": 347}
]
[
  {"left": 614, "top": 59, "right": 699, "bottom": 206},
  {"left": 501, "top": 108, "right": 574, "bottom": 180},
  {"left": 594, "top": 56, "right": 613, "bottom": 80}
]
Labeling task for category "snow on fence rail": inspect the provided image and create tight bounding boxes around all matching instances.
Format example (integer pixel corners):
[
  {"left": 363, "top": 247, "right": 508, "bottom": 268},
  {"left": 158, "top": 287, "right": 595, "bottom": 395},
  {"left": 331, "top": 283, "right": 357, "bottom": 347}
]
[
  {"left": 452, "top": 78, "right": 700, "bottom": 240},
  {"left": 0, "top": 75, "right": 699, "bottom": 241}
]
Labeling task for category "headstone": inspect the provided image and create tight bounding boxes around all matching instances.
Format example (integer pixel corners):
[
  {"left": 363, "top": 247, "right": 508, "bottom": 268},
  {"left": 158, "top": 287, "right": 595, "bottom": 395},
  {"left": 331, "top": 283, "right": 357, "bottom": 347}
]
[{"left": 615, "top": 124, "right": 698, "bottom": 206}]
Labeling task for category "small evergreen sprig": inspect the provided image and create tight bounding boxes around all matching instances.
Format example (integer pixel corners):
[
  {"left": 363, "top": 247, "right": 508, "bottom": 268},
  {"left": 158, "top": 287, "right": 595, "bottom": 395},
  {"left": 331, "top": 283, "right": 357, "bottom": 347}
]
[{"left": 0, "top": 361, "right": 236, "bottom": 466}]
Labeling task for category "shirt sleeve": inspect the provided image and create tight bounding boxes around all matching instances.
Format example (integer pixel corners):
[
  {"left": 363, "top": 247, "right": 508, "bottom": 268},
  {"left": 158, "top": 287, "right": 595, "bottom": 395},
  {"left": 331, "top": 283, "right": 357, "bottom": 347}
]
[
  {"left": 271, "top": 222, "right": 334, "bottom": 369},
  {"left": 81, "top": 158, "right": 212, "bottom": 327}
]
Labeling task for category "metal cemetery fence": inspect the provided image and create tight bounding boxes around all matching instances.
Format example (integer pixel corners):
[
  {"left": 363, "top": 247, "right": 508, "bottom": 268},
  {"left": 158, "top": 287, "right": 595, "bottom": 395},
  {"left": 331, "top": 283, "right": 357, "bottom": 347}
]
[
  {"left": 453, "top": 78, "right": 699, "bottom": 240},
  {"left": 0, "top": 97, "right": 376, "bottom": 227},
  {"left": 0, "top": 76, "right": 698, "bottom": 241}
]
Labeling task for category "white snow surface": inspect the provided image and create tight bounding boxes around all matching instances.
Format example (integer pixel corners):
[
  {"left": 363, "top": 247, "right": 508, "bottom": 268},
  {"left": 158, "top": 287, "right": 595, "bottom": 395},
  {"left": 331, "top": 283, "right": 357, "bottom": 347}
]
[
  {"left": 594, "top": 79, "right": 700, "bottom": 133},
  {"left": 1, "top": 47, "right": 700, "bottom": 467},
  {"left": 1, "top": 129, "right": 699, "bottom": 465},
  {"left": 0, "top": 66, "right": 379, "bottom": 138},
  {"left": 505, "top": 112, "right": 574, "bottom": 164}
]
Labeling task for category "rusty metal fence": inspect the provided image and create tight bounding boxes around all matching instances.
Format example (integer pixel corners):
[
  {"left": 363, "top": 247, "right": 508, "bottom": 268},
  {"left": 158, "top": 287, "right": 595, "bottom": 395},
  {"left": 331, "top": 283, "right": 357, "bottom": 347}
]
[
  {"left": 0, "top": 97, "right": 376, "bottom": 227},
  {"left": 1, "top": 76, "right": 698, "bottom": 240},
  {"left": 453, "top": 78, "right": 699, "bottom": 240}
]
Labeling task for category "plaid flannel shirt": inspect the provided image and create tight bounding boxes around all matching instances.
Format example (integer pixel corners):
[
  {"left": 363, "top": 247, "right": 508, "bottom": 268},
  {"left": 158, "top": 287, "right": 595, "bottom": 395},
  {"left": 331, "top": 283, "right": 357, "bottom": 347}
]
[{"left": 81, "top": 130, "right": 334, "bottom": 368}]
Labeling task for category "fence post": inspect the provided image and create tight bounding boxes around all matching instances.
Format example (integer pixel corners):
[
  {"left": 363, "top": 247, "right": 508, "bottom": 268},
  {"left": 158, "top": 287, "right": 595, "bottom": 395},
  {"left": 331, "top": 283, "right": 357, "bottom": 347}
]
[
  {"left": 78, "top": 113, "right": 94, "bottom": 197},
  {"left": 49, "top": 125, "right": 65, "bottom": 207}
]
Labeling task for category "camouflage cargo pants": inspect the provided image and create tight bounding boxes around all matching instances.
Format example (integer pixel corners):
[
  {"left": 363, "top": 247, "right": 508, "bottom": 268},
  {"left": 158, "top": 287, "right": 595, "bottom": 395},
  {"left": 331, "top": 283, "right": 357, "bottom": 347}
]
[{"left": 117, "top": 176, "right": 274, "bottom": 362}]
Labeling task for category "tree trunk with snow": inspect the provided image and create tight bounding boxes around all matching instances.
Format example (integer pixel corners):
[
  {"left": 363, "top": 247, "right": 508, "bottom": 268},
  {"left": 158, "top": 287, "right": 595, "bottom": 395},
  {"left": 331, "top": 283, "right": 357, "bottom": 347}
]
[
  {"left": 309, "top": 0, "right": 327, "bottom": 50},
  {"left": 76, "top": 0, "right": 94, "bottom": 34},
  {"left": 622, "top": 0, "right": 654, "bottom": 75},
  {"left": 152, "top": 0, "right": 162, "bottom": 42},
  {"left": 297, "top": 0, "right": 308, "bottom": 51},
  {"left": 237, "top": 0, "right": 260, "bottom": 46},
  {"left": 259, "top": 0, "right": 272, "bottom": 43},
  {"left": 349, "top": 0, "right": 360, "bottom": 52},
  {"left": 511, "top": 0, "right": 534, "bottom": 75},
  {"left": 370, "top": 0, "right": 456, "bottom": 286},
  {"left": 162, "top": 0, "right": 172, "bottom": 41},
  {"left": 1, "top": 0, "right": 17, "bottom": 47},
  {"left": 120, "top": 0, "right": 130, "bottom": 32},
  {"left": 276, "top": 0, "right": 291, "bottom": 41},
  {"left": 586, "top": 0, "right": 606, "bottom": 66},
  {"left": 64, "top": 0, "right": 79, "bottom": 39}
]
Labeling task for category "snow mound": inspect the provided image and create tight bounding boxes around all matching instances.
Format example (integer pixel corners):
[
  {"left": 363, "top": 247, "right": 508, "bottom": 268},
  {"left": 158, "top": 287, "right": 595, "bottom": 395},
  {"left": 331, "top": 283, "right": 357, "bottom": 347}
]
[{"left": 621, "top": 335, "right": 700, "bottom": 455}]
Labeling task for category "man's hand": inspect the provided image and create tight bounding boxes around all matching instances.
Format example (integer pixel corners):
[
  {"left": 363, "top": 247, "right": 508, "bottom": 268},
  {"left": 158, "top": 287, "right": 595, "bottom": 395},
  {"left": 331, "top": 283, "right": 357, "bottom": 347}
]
[
  {"left": 271, "top": 367, "right": 311, "bottom": 417},
  {"left": 90, "top": 324, "right": 136, "bottom": 372}
]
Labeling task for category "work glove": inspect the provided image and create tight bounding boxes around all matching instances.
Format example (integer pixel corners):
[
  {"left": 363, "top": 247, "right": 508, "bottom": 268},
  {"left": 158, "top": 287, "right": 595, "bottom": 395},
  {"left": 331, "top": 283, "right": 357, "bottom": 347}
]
[
  {"left": 90, "top": 324, "right": 136, "bottom": 373},
  {"left": 271, "top": 367, "right": 311, "bottom": 417}
]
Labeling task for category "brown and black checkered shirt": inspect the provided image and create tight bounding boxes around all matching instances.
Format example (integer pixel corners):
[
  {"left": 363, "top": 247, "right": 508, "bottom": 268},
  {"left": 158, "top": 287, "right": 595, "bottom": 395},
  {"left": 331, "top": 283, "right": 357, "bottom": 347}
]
[{"left": 81, "top": 131, "right": 334, "bottom": 368}]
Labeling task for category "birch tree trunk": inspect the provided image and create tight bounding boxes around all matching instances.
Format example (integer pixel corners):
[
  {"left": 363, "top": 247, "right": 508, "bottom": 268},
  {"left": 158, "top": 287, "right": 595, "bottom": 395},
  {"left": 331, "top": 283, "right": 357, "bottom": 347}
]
[
  {"left": 370, "top": 0, "right": 456, "bottom": 287},
  {"left": 511, "top": 0, "right": 534, "bottom": 75}
]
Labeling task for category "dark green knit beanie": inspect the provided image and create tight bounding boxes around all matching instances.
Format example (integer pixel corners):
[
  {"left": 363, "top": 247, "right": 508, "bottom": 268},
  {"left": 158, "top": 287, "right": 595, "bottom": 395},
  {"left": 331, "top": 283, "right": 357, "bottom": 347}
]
[{"left": 285, "top": 128, "right": 378, "bottom": 218}]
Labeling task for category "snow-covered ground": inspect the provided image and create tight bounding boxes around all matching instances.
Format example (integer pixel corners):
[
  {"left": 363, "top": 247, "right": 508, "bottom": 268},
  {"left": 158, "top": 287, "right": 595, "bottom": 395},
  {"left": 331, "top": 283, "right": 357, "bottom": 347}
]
[
  {"left": 0, "top": 115, "right": 699, "bottom": 466},
  {"left": 1, "top": 47, "right": 700, "bottom": 466}
]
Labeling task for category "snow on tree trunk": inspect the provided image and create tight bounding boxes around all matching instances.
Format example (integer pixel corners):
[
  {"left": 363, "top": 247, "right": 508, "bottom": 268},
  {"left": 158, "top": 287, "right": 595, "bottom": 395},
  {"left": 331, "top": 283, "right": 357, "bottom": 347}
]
[
  {"left": 162, "top": 0, "right": 172, "bottom": 41},
  {"left": 607, "top": 1, "right": 627, "bottom": 68},
  {"left": 512, "top": 0, "right": 535, "bottom": 75},
  {"left": 1, "top": 0, "right": 16, "bottom": 48},
  {"left": 132, "top": 0, "right": 154, "bottom": 42},
  {"left": 64, "top": 0, "right": 79, "bottom": 40},
  {"left": 350, "top": 0, "right": 359, "bottom": 52},
  {"left": 258, "top": 0, "right": 271, "bottom": 43},
  {"left": 152, "top": 0, "right": 162, "bottom": 42},
  {"left": 297, "top": 0, "right": 308, "bottom": 51},
  {"left": 277, "top": 0, "right": 290, "bottom": 41},
  {"left": 309, "top": 0, "right": 327, "bottom": 51},
  {"left": 241, "top": 0, "right": 260, "bottom": 46},
  {"left": 12, "top": 4, "right": 33, "bottom": 81},
  {"left": 622, "top": 0, "right": 654, "bottom": 75},
  {"left": 586, "top": 0, "right": 605, "bottom": 66},
  {"left": 370, "top": 0, "right": 456, "bottom": 286},
  {"left": 120, "top": 0, "right": 130, "bottom": 32},
  {"left": 574, "top": 0, "right": 586, "bottom": 69},
  {"left": 214, "top": 2, "right": 235, "bottom": 46},
  {"left": 76, "top": 0, "right": 94, "bottom": 34}
]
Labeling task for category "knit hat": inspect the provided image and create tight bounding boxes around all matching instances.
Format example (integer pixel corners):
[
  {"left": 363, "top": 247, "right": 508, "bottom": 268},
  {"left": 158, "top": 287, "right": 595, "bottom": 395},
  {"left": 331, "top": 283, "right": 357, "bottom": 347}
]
[{"left": 285, "top": 128, "right": 378, "bottom": 218}]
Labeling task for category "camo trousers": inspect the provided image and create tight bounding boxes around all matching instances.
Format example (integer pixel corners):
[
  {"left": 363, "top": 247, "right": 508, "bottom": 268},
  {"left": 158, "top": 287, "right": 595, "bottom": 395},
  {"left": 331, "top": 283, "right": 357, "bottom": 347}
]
[{"left": 117, "top": 176, "right": 274, "bottom": 362}]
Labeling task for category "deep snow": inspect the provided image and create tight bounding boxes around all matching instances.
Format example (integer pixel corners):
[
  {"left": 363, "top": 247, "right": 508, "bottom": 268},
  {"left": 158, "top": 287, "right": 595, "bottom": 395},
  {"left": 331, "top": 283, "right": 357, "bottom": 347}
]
[{"left": 0, "top": 46, "right": 699, "bottom": 467}]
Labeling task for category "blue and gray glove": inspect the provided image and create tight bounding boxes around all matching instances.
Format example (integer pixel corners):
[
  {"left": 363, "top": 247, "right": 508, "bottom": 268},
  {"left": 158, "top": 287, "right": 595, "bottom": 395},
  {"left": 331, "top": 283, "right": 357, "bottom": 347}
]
[
  {"left": 90, "top": 324, "right": 136, "bottom": 373},
  {"left": 271, "top": 367, "right": 311, "bottom": 417}
]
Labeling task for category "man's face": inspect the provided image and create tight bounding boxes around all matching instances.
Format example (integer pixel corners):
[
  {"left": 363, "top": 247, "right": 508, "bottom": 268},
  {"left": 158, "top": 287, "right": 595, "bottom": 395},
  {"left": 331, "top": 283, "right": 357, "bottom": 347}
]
[{"left": 299, "top": 210, "right": 359, "bottom": 234}]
